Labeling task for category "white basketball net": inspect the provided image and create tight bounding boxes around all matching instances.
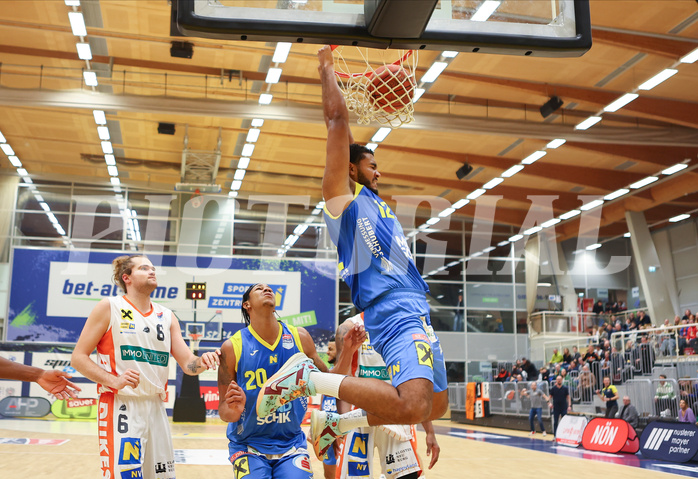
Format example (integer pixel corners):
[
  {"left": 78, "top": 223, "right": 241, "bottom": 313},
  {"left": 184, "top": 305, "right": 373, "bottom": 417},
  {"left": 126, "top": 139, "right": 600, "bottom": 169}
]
[
  {"left": 189, "top": 334, "right": 201, "bottom": 353},
  {"left": 333, "top": 47, "right": 418, "bottom": 128}
]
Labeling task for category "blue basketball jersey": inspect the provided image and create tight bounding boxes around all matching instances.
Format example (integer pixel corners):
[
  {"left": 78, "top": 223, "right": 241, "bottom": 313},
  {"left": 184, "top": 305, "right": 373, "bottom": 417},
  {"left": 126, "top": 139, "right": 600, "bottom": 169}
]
[
  {"left": 225, "top": 322, "right": 308, "bottom": 455},
  {"left": 324, "top": 183, "right": 429, "bottom": 311}
]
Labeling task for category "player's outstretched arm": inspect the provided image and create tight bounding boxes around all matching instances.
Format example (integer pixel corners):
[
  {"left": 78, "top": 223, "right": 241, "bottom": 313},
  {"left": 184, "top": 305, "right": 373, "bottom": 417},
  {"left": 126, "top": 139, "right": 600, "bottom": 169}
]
[
  {"left": 217, "top": 340, "right": 244, "bottom": 422},
  {"left": 318, "top": 45, "right": 354, "bottom": 217},
  {"left": 170, "top": 316, "right": 221, "bottom": 376},
  {"left": 0, "top": 357, "right": 81, "bottom": 399},
  {"left": 72, "top": 298, "right": 140, "bottom": 391},
  {"left": 421, "top": 421, "right": 440, "bottom": 470}
]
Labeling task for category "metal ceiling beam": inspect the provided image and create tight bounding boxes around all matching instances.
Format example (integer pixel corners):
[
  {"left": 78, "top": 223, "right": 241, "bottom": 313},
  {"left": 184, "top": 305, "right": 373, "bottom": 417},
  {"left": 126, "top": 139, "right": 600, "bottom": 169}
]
[
  {"left": 2, "top": 88, "right": 697, "bottom": 147},
  {"left": 592, "top": 26, "right": 698, "bottom": 60},
  {"left": 451, "top": 72, "right": 698, "bottom": 129}
]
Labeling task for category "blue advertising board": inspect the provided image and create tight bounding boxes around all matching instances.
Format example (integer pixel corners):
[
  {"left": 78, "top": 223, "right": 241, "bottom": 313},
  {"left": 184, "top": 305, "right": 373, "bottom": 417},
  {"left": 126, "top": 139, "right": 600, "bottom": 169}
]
[
  {"left": 6, "top": 248, "right": 338, "bottom": 346},
  {"left": 640, "top": 421, "right": 698, "bottom": 463}
]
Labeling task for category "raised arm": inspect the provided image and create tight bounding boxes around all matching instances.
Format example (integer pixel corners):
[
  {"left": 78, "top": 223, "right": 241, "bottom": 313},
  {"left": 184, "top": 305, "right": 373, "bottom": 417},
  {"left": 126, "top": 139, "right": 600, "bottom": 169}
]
[
  {"left": 318, "top": 45, "right": 354, "bottom": 216},
  {"left": 170, "top": 316, "right": 221, "bottom": 376},
  {"left": 332, "top": 319, "right": 365, "bottom": 376}
]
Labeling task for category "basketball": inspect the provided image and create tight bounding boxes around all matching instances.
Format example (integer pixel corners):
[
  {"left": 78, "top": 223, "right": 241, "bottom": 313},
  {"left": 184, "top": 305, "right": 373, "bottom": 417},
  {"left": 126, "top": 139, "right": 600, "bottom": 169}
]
[{"left": 367, "top": 64, "right": 416, "bottom": 114}]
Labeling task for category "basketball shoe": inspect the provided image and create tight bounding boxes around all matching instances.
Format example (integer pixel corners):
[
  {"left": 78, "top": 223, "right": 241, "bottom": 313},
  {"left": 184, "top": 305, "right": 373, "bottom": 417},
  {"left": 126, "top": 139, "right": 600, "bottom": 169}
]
[
  {"left": 310, "top": 409, "right": 344, "bottom": 460},
  {"left": 256, "top": 352, "right": 318, "bottom": 417}
]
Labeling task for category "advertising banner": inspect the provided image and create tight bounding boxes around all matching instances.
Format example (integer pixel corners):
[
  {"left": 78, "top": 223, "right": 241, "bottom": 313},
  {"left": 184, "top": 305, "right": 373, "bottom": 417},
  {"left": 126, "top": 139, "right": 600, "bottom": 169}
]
[
  {"left": 7, "top": 248, "right": 337, "bottom": 345},
  {"left": 581, "top": 418, "right": 639, "bottom": 454},
  {"left": 640, "top": 421, "right": 698, "bottom": 463},
  {"left": 555, "top": 414, "right": 588, "bottom": 447},
  {"left": 0, "top": 396, "right": 51, "bottom": 418}
]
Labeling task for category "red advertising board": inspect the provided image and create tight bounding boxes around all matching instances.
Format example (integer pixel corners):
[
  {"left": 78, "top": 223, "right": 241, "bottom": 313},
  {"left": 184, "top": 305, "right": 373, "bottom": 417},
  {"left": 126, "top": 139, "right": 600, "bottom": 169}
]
[{"left": 581, "top": 418, "right": 639, "bottom": 454}]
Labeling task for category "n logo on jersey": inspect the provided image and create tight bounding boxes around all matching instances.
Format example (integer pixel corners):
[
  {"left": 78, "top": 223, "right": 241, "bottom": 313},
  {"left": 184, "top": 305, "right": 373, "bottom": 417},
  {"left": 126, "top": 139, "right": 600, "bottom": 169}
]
[
  {"left": 118, "top": 438, "right": 141, "bottom": 465},
  {"left": 120, "top": 468, "right": 143, "bottom": 479},
  {"left": 233, "top": 455, "right": 250, "bottom": 479},
  {"left": 349, "top": 433, "right": 369, "bottom": 458},
  {"left": 269, "top": 354, "right": 278, "bottom": 365},
  {"left": 415, "top": 341, "right": 434, "bottom": 369},
  {"left": 348, "top": 461, "right": 370, "bottom": 476},
  {"left": 121, "top": 309, "right": 133, "bottom": 320}
]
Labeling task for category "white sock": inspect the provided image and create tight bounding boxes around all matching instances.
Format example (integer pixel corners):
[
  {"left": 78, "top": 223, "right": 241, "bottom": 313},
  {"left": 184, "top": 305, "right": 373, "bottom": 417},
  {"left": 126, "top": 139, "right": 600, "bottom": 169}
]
[
  {"left": 338, "top": 409, "right": 369, "bottom": 433},
  {"left": 309, "top": 371, "right": 344, "bottom": 398}
]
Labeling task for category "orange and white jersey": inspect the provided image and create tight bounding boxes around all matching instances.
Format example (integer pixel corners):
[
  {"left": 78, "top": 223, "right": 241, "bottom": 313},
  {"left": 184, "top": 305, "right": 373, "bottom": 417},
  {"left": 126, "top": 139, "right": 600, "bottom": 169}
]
[{"left": 96, "top": 296, "right": 172, "bottom": 398}]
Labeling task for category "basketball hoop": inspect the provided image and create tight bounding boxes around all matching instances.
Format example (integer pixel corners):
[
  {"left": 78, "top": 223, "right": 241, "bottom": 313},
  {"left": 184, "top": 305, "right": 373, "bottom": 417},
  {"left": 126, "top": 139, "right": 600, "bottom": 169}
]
[
  {"left": 332, "top": 46, "right": 418, "bottom": 128},
  {"left": 189, "top": 334, "right": 201, "bottom": 354}
]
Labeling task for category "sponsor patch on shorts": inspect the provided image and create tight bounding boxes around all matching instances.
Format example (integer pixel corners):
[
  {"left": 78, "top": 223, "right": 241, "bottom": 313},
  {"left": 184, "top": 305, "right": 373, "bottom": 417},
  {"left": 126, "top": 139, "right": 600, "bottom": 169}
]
[
  {"left": 414, "top": 341, "right": 434, "bottom": 369},
  {"left": 293, "top": 455, "right": 312, "bottom": 472},
  {"left": 411, "top": 333, "right": 428, "bottom": 342}
]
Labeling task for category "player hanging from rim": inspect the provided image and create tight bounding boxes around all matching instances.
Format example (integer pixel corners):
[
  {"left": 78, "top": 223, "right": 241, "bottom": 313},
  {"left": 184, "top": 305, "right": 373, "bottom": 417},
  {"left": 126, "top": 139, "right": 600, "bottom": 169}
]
[
  {"left": 71, "top": 255, "right": 221, "bottom": 479},
  {"left": 332, "top": 313, "right": 440, "bottom": 479},
  {"left": 255, "top": 45, "right": 448, "bottom": 460},
  {"left": 217, "top": 283, "right": 332, "bottom": 479}
]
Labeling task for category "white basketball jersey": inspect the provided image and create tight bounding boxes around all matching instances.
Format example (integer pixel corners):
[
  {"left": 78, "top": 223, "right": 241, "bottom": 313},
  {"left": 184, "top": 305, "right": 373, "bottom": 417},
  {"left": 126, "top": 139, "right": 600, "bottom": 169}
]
[{"left": 96, "top": 296, "right": 172, "bottom": 398}]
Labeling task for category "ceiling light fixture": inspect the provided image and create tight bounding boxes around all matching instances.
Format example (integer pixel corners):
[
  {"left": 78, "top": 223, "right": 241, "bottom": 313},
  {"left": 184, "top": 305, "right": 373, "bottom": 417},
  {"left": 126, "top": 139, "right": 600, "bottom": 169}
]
[
  {"left": 522, "top": 151, "right": 546, "bottom": 164},
  {"left": 629, "top": 176, "right": 658, "bottom": 189},
  {"left": 471, "top": 0, "right": 501, "bottom": 21},
  {"left": 580, "top": 199, "right": 604, "bottom": 211},
  {"left": 466, "top": 189, "right": 486, "bottom": 200},
  {"left": 575, "top": 116, "right": 602, "bottom": 130},
  {"left": 258, "top": 93, "right": 273, "bottom": 105},
  {"left": 372, "top": 128, "right": 392, "bottom": 142},
  {"left": 546, "top": 139, "right": 566, "bottom": 149},
  {"left": 662, "top": 163, "right": 688, "bottom": 175},
  {"left": 76, "top": 42, "right": 92, "bottom": 60},
  {"left": 482, "top": 177, "right": 504, "bottom": 189},
  {"left": 420, "top": 62, "right": 448, "bottom": 83},
  {"left": 68, "top": 11, "right": 87, "bottom": 36},
  {"left": 669, "top": 214, "right": 690, "bottom": 223},
  {"left": 604, "top": 188, "right": 629, "bottom": 200},
  {"left": 638, "top": 69, "right": 678, "bottom": 90},
  {"left": 501, "top": 165, "right": 524, "bottom": 178},
  {"left": 559, "top": 210, "right": 581, "bottom": 220},
  {"left": 272, "top": 42, "right": 292, "bottom": 63},
  {"left": 603, "top": 93, "right": 639, "bottom": 112}
]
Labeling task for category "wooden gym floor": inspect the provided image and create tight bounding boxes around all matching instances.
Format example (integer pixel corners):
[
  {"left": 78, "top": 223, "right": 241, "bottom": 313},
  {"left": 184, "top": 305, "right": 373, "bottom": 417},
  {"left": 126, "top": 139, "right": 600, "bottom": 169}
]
[{"left": 0, "top": 417, "right": 685, "bottom": 478}]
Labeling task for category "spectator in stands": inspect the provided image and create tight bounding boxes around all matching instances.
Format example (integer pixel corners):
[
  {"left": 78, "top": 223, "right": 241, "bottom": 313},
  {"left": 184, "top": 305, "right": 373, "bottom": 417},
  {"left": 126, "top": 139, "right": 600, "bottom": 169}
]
[
  {"left": 522, "top": 359, "right": 538, "bottom": 381},
  {"left": 674, "top": 316, "right": 681, "bottom": 327},
  {"left": 617, "top": 396, "right": 639, "bottom": 430},
  {"left": 551, "top": 363, "right": 562, "bottom": 381},
  {"left": 571, "top": 346, "right": 581, "bottom": 362},
  {"left": 562, "top": 348, "right": 573, "bottom": 365},
  {"left": 521, "top": 382, "right": 549, "bottom": 437},
  {"left": 567, "top": 358, "right": 579, "bottom": 373},
  {"left": 634, "top": 336, "right": 655, "bottom": 375},
  {"left": 583, "top": 345, "right": 599, "bottom": 364},
  {"left": 638, "top": 310, "right": 652, "bottom": 327},
  {"left": 549, "top": 349, "right": 563, "bottom": 366},
  {"left": 560, "top": 368, "right": 574, "bottom": 389},
  {"left": 599, "top": 351, "right": 612, "bottom": 380},
  {"left": 679, "top": 399, "right": 696, "bottom": 424},
  {"left": 679, "top": 380, "right": 698, "bottom": 407},
  {"left": 549, "top": 375, "right": 571, "bottom": 434},
  {"left": 683, "top": 309, "right": 693, "bottom": 321},
  {"left": 495, "top": 367, "right": 510, "bottom": 382},
  {"left": 593, "top": 300, "right": 605, "bottom": 327},
  {"left": 655, "top": 374, "right": 677, "bottom": 416},
  {"left": 578, "top": 364, "right": 595, "bottom": 403},
  {"left": 679, "top": 319, "right": 690, "bottom": 354},
  {"left": 509, "top": 374, "right": 523, "bottom": 383},
  {"left": 659, "top": 328, "right": 677, "bottom": 357},
  {"left": 540, "top": 366, "right": 550, "bottom": 383},
  {"left": 597, "top": 376, "right": 620, "bottom": 418}
]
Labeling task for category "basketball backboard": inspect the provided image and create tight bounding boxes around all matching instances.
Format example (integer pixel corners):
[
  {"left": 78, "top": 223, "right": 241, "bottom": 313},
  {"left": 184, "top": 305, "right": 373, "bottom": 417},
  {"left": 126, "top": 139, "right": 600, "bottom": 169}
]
[{"left": 174, "top": 0, "right": 591, "bottom": 57}]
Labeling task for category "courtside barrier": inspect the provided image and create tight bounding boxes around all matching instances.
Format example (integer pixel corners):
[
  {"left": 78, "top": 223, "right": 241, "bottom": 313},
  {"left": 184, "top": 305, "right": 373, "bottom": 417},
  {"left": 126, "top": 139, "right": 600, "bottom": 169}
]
[
  {"left": 582, "top": 417, "right": 639, "bottom": 454},
  {"left": 640, "top": 421, "right": 698, "bottom": 463},
  {"left": 555, "top": 414, "right": 587, "bottom": 447}
]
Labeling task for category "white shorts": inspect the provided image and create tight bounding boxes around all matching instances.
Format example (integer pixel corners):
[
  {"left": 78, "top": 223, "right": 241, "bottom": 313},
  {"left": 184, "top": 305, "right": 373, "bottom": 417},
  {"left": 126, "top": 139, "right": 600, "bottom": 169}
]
[
  {"left": 336, "top": 425, "right": 422, "bottom": 479},
  {"left": 98, "top": 392, "right": 175, "bottom": 479}
]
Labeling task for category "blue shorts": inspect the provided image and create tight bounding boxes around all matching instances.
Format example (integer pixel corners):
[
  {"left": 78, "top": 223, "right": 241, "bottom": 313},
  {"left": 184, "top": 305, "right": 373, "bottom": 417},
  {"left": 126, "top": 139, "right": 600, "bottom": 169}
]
[
  {"left": 363, "top": 290, "right": 447, "bottom": 392},
  {"left": 228, "top": 450, "right": 313, "bottom": 479}
]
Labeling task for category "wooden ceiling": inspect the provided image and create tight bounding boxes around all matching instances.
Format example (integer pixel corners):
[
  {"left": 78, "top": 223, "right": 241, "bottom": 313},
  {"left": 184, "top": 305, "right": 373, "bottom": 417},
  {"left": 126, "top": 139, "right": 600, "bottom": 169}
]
[{"left": 1, "top": 0, "right": 698, "bottom": 248}]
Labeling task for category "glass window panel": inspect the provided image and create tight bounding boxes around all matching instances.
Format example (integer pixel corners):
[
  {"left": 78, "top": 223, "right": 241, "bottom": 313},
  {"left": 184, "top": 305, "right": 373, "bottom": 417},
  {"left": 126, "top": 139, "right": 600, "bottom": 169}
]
[
  {"left": 465, "top": 257, "right": 514, "bottom": 283},
  {"left": 466, "top": 283, "right": 514, "bottom": 309},
  {"left": 466, "top": 310, "right": 514, "bottom": 333}
]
